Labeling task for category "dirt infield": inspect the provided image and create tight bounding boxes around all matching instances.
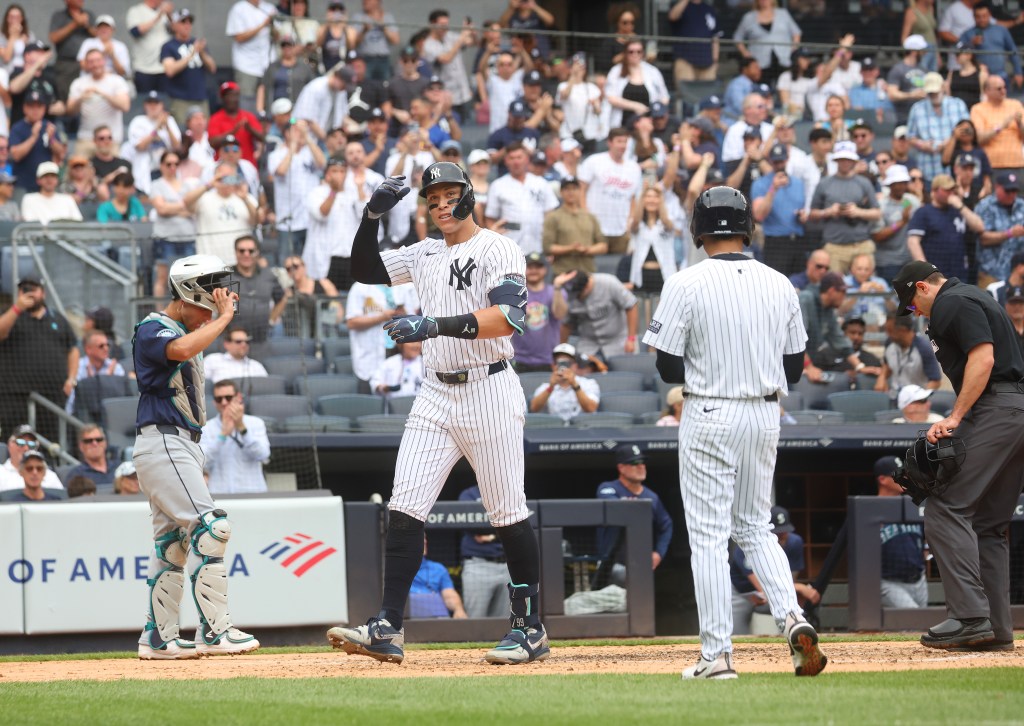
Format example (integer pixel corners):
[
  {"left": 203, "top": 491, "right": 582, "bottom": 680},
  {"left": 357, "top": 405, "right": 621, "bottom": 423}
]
[{"left": 1, "top": 640, "right": 1020, "bottom": 682}]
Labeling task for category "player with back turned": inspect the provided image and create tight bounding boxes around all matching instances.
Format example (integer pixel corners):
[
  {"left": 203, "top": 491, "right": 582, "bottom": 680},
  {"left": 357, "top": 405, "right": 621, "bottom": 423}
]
[
  {"left": 642, "top": 186, "right": 827, "bottom": 679},
  {"left": 326, "top": 163, "right": 549, "bottom": 665}
]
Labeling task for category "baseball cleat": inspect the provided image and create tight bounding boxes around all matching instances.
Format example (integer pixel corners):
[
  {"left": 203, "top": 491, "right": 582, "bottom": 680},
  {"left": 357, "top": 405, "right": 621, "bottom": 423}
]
[
  {"left": 920, "top": 617, "right": 995, "bottom": 650},
  {"left": 682, "top": 652, "right": 738, "bottom": 680},
  {"left": 485, "top": 625, "right": 550, "bottom": 664},
  {"left": 947, "top": 639, "right": 1015, "bottom": 653},
  {"left": 138, "top": 636, "right": 199, "bottom": 660},
  {"left": 327, "top": 618, "right": 405, "bottom": 664},
  {"left": 195, "top": 627, "right": 260, "bottom": 656},
  {"left": 786, "top": 619, "right": 827, "bottom": 676}
]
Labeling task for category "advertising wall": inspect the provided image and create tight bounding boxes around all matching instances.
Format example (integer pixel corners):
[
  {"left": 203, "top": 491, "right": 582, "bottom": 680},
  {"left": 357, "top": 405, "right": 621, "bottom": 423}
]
[{"left": 4, "top": 497, "right": 347, "bottom": 635}]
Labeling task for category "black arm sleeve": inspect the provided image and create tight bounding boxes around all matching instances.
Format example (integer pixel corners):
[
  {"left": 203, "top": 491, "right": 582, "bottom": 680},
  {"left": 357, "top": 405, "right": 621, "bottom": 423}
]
[
  {"left": 655, "top": 348, "right": 686, "bottom": 384},
  {"left": 783, "top": 351, "right": 805, "bottom": 386},
  {"left": 350, "top": 209, "right": 391, "bottom": 285}
]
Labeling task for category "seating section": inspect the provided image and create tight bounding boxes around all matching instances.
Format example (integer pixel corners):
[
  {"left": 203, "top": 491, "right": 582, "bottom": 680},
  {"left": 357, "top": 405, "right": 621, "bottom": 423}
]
[
  {"left": 294, "top": 373, "right": 360, "bottom": 399},
  {"left": 356, "top": 414, "right": 408, "bottom": 433},
  {"left": 262, "top": 356, "right": 327, "bottom": 388},
  {"left": 102, "top": 396, "right": 142, "bottom": 450},
  {"left": 826, "top": 391, "right": 891, "bottom": 423},
  {"left": 248, "top": 395, "right": 313, "bottom": 428},
  {"left": 318, "top": 394, "right": 384, "bottom": 419},
  {"left": 231, "top": 375, "right": 288, "bottom": 397}
]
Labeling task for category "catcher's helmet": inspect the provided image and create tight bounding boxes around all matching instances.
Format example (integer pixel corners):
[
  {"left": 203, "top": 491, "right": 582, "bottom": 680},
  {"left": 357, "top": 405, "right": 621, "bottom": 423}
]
[
  {"left": 169, "top": 254, "right": 238, "bottom": 313},
  {"left": 419, "top": 161, "right": 475, "bottom": 220},
  {"left": 893, "top": 432, "right": 967, "bottom": 503},
  {"left": 690, "top": 186, "right": 753, "bottom": 248}
]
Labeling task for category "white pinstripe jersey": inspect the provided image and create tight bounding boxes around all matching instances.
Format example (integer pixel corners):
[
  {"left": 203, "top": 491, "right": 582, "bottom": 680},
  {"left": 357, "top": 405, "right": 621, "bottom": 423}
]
[
  {"left": 381, "top": 227, "right": 525, "bottom": 372},
  {"left": 642, "top": 254, "right": 807, "bottom": 399}
]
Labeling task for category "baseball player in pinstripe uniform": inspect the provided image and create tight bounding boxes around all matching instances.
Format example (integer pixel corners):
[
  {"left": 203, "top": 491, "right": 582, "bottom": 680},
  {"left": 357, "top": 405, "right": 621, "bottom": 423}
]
[
  {"left": 327, "top": 162, "right": 549, "bottom": 666},
  {"left": 133, "top": 255, "right": 259, "bottom": 660},
  {"left": 642, "top": 187, "right": 827, "bottom": 679}
]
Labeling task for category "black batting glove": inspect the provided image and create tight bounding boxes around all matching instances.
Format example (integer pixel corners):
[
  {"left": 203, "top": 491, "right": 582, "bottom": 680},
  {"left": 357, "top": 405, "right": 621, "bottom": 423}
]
[{"left": 366, "top": 176, "right": 411, "bottom": 219}]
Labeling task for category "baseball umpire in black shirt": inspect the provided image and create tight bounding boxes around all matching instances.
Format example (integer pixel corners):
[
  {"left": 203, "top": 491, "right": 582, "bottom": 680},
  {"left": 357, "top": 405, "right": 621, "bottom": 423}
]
[{"left": 892, "top": 260, "right": 1024, "bottom": 651}]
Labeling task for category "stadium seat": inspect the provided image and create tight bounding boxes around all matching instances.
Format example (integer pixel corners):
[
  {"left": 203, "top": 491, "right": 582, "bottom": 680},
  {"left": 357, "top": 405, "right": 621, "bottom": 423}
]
[
  {"left": 249, "top": 336, "right": 316, "bottom": 360},
  {"left": 787, "top": 410, "right": 846, "bottom": 425},
  {"left": 294, "top": 373, "right": 359, "bottom": 399},
  {"left": 333, "top": 355, "right": 354, "bottom": 375},
  {"left": 281, "top": 415, "right": 351, "bottom": 432},
  {"left": 590, "top": 371, "right": 644, "bottom": 393},
  {"left": 572, "top": 412, "right": 635, "bottom": 428},
  {"left": 248, "top": 394, "right": 312, "bottom": 423},
  {"left": 102, "top": 396, "right": 142, "bottom": 450},
  {"left": 781, "top": 390, "right": 804, "bottom": 412},
  {"left": 929, "top": 390, "right": 956, "bottom": 415},
  {"left": 827, "top": 390, "right": 891, "bottom": 422},
  {"left": 386, "top": 395, "right": 417, "bottom": 415},
  {"left": 790, "top": 375, "right": 852, "bottom": 410},
  {"left": 74, "top": 375, "right": 135, "bottom": 424},
  {"left": 638, "top": 410, "right": 664, "bottom": 426},
  {"left": 233, "top": 375, "right": 288, "bottom": 397},
  {"left": 265, "top": 472, "right": 298, "bottom": 492},
  {"left": 524, "top": 413, "right": 566, "bottom": 428},
  {"left": 598, "top": 391, "right": 661, "bottom": 420},
  {"left": 606, "top": 354, "right": 658, "bottom": 388},
  {"left": 874, "top": 410, "right": 899, "bottom": 423},
  {"left": 356, "top": 414, "right": 408, "bottom": 433},
  {"left": 518, "top": 372, "right": 553, "bottom": 401},
  {"left": 318, "top": 394, "right": 384, "bottom": 418},
  {"left": 263, "top": 356, "right": 327, "bottom": 387},
  {"left": 320, "top": 337, "right": 351, "bottom": 367}
]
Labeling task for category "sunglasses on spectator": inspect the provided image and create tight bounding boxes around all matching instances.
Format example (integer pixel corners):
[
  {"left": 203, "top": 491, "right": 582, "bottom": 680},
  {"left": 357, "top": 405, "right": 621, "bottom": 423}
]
[
  {"left": 214, "top": 394, "right": 235, "bottom": 403},
  {"left": 224, "top": 144, "right": 241, "bottom": 152},
  {"left": 814, "top": 263, "right": 829, "bottom": 270},
  {"left": 22, "top": 465, "right": 45, "bottom": 472},
  {"left": 229, "top": 337, "right": 251, "bottom": 344},
  {"left": 81, "top": 437, "right": 105, "bottom": 445},
  {"left": 14, "top": 438, "right": 38, "bottom": 448},
  {"left": 236, "top": 248, "right": 258, "bottom": 255},
  {"left": 910, "top": 175, "right": 924, "bottom": 181}
]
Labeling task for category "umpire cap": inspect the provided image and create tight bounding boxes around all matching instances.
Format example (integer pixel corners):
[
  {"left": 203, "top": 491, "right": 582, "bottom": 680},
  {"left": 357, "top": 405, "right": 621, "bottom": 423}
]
[{"left": 690, "top": 186, "right": 753, "bottom": 248}]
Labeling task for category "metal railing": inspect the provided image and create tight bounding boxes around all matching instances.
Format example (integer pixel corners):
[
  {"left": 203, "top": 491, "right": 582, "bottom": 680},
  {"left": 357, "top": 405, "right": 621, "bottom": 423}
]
[{"left": 25, "top": 392, "right": 85, "bottom": 467}]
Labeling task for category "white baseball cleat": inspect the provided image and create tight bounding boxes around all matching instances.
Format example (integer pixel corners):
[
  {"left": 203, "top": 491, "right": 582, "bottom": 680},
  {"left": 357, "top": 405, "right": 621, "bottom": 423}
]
[
  {"left": 138, "top": 637, "right": 199, "bottom": 660},
  {"left": 195, "top": 627, "right": 260, "bottom": 656},
  {"left": 785, "top": 618, "right": 827, "bottom": 676},
  {"left": 682, "top": 652, "right": 738, "bottom": 680}
]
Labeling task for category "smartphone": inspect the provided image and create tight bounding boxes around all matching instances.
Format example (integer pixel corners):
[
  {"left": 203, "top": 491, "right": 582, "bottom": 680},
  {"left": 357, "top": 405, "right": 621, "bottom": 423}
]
[{"left": 556, "top": 360, "right": 572, "bottom": 371}]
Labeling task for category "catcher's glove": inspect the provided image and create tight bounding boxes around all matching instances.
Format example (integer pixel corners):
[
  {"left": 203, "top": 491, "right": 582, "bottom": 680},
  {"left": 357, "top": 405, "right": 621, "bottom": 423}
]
[{"left": 892, "top": 432, "right": 967, "bottom": 505}]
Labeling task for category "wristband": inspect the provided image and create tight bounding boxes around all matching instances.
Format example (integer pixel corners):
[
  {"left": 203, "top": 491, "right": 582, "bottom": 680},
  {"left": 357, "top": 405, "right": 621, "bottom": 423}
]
[
  {"left": 891, "top": 222, "right": 901, "bottom": 232},
  {"left": 11, "top": 305, "right": 21, "bottom": 315},
  {"left": 546, "top": 384, "right": 554, "bottom": 394},
  {"left": 435, "top": 313, "right": 479, "bottom": 339},
  {"left": 627, "top": 335, "right": 636, "bottom": 341},
  {"left": 855, "top": 362, "right": 866, "bottom": 372},
  {"left": 572, "top": 384, "right": 581, "bottom": 391}
]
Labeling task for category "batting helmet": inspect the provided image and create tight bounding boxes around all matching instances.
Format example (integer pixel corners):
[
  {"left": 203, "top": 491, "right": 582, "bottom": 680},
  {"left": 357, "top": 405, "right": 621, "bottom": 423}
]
[
  {"left": 169, "top": 254, "right": 238, "bottom": 314},
  {"left": 690, "top": 186, "right": 753, "bottom": 248},
  {"left": 892, "top": 432, "right": 967, "bottom": 504},
  {"left": 419, "top": 161, "right": 475, "bottom": 220}
]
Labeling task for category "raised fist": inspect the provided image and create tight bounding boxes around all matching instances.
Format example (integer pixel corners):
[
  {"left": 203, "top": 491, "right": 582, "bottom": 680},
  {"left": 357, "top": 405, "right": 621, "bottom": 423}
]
[{"left": 366, "top": 176, "right": 410, "bottom": 218}]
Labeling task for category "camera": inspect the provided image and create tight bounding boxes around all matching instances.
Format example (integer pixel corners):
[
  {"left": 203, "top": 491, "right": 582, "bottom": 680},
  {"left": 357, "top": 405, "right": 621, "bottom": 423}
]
[{"left": 556, "top": 360, "right": 572, "bottom": 370}]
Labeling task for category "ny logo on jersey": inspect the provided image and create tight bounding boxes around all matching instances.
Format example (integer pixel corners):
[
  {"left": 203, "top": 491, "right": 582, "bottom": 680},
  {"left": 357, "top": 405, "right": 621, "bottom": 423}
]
[
  {"left": 954, "top": 216, "right": 966, "bottom": 234},
  {"left": 449, "top": 257, "right": 477, "bottom": 290}
]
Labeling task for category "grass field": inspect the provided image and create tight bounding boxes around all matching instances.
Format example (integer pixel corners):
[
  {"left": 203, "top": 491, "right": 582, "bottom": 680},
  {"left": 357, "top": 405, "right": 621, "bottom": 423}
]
[{"left": 1, "top": 669, "right": 1022, "bottom": 725}]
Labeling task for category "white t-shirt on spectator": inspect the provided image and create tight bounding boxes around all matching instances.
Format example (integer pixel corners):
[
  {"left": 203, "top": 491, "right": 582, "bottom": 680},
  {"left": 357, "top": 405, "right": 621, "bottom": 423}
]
[
  {"left": 0, "top": 459, "right": 64, "bottom": 491},
  {"left": 267, "top": 144, "right": 324, "bottom": 232},
  {"left": 557, "top": 80, "right": 601, "bottom": 141},
  {"left": 303, "top": 184, "right": 362, "bottom": 279},
  {"left": 533, "top": 377, "right": 601, "bottom": 422},
  {"left": 293, "top": 75, "right": 348, "bottom": 134},
  {"left": 126, "top": 2, "right": 171, "bottom": 74},
  {"left": 200, "top": 157, "right": 260, "bottom": 199},
  {"left": 0, "top": 68, "right": 9, "bottom": 137},
  {"left": 830, "top": 61, "right": 862, "bottom": 92},
  {"left": 68, "top": 72, "right": 131, "bottom": 142},
  {"left": 77, "top": 38, "right": 132, "bottom": 78},
  {"left": 346, "top": 283, "right": 392, "bottom": 382},
  {"left": 21, "top": 193, "right": 83, "bottom": 224},
  {"left": 485, "top": 172, "right": 560, "bottom": 255},
  {"left": 421, "top": 32, "right": 473, "bottom": 107},
  {"left": 577, "top": 152, "right": 643, "bottom": 237},
  {"left": 721, "top": 120, "right": 774, "bottom": 163},
  {"left": 203, "top": 353, "right": 268, "bottom": 383},
  {"left": 194, "top": 190, "right": 257, "bottom": 265},
  {"left": 486, "top": 69, "right": 524, "bottom": 133},
  {"left": 126, "top": 113, "right": 182, "bottom": 195},
  {"left": 226, "top": 0, "right": 277, "bottom": 78}
]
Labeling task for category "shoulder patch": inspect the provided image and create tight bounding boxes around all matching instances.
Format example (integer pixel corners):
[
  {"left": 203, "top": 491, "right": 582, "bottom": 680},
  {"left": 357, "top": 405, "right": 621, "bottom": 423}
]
[
  {"left": 647, "top": 320, "right": 662, "bottom": 334},
  {"left": 505, "top": 273, "right": 526, "bottom": 286},
  {"left": 156, "top": 329, "right": 178, "bottom": 338}
]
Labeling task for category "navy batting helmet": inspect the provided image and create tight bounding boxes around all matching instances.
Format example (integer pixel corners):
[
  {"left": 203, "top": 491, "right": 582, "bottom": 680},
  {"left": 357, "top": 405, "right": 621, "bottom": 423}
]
[
  {"left": 419, "top": 161, "right": 475, "bottom": 220},
  {"left": 690, "top": 186, "right": 753, "bottom": 248}
]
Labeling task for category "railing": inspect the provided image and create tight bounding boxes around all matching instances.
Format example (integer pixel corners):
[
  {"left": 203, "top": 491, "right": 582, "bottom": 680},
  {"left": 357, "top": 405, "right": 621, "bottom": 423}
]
[{"left": 25, "top": 392, "right": 85, "bottom": 467}]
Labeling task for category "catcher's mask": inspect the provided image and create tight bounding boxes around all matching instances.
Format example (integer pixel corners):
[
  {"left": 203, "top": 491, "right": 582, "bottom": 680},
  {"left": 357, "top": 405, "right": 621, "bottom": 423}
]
[{"left": 893, "top": 432, "right": 967, "bottom": 504}]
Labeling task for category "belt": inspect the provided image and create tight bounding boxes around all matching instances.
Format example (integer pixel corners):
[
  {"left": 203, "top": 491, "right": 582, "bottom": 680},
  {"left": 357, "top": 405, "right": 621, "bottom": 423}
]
[
  {"left": 137, "top": 424, "right": 202, "bottom": 444},
  {"left": 434, "top": 359, "right": 509, "bottom": 385},
  {"left": 684, "top": 392, "right": 778, "bottom": 402},
  {"left": 987, "top": 381, "right": 1024, "bottom": 395},
  {"left": 469, "top": 556, "right": 507, "bottom": 563}
]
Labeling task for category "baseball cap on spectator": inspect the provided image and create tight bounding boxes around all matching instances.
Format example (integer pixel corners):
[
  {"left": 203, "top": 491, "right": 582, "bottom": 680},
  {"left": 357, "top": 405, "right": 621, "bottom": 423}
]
[
  {"left": 768, "top": 143, "right": 788, "bottom": 162},
  {"left": 893, "top": 125, "right": 909, "bottom": 140},
  {"left": 279, "top": 33, "right": 296, "bottom": 46},
  {"left": 24, "top": 89, "right": 48, "bottom": 105},
  {"left": 831, "top": 140, "right": 859, "bottom": 161},
  {"left": 756, "top": 83, "right": 772, "bottom": 98},
  {"left": 689, "top": 116, "right": 716, "bottom": 136},
  {"left": 325, "top": 157, "right": 345, "bottom": 169},
  {"left": 467, "top": 149, "right": 490, "bottom": 166},
  {"left": 954, "top": 40, "right": 973, "bottom": 53},
  {"left": 1006, "top": 284, "right": 1024, "bottom": 301},
  {"left": 770, "top": 506, "right": 795, "bottom": 534},
  {"left": 143, "top": 90, "right": 166, "bottom": 104},
  {"left": 883, "top": 164, "right": 911, "bottom": 185},
  {"left": 995, "top": 170, "right": 1021, "bottom": 190},
  {"left": 649, "top": 101, "right": 668, "bottom": 118},
  {"left": 615, "top": 443, "right": 646, "bottom": 465},
  {"left": 1011, "top": 251, "right": 1024, "bottom": 270},
  {"left": 270, "top": 98, "right": 293, "bottom": 116},
  {"left": 24, "top": 40, "right": 49, "bottom": 53},
  {"left": 841, "top": 316, "right": 866, "bottom": 331},
  {"left": 699, "top": 95, "right": 723, "bottom": 111},
  {"left": 931, "top": 174, "right": 956, "bottom": 190},
  {"left": 509, "top": 99, "right": 530, "bottom": 118},
  {"left": 860, "top": 56, "right": 878, "bottom": 70},
  {"left": 903, "top": 34, "right": 928, "bottom": 51},
  {"left": 222, "top": 134, "right": 241, "bottom": 150},
  {"left": 791, "top": 47, "right": 811, "bottom": 60},
  {"left": 427, "top": 75, "right": 443, "bottom": 88},
  {"left": 0, "top": 171, "right": 15, "bottom": 184},
  {"left": 36, "top": 161, "right": 59, "bottom": 178},
  {"left": 86, "top": 306, "right": 113, "bottom": 330},
  {"left": 552, "top": 343, "right": 577, "bottom": 360},
  {"left": 367, "top": 107, "right": 386, "bottom": 122},
  {"left": 954, "top": 152, "right": 977, "bottom": 168},
  {"left": 524, "top": 252, "right": 547, "bottom": 267},
  {"left": 327, "top": 1, "right": 346, "bottom": 9},
  {"left": 892, "top": 260, "right": 940, "bottom": 314},
  {"left": 706, "top": 168, "right": 725, "bottom": 184},
  {"left": 819, "top": 272, "right": 846, "bottom": 293},
  {"left": 873, "top": 455, "right": 901, "bottom": 478},
  {"left": 440, "top": 139, "right": 462, "bottom": 155},
  {"left": 850, "top": 118, "right": 872, "bottom": 133},
  {"left": 171, "top": 9, "right": 193, "bottom": 22},
  {"left": 922, "top": 72, "right": 944, "bottom": 94},
  {"left": 21, "top": 450, "right": 45, "bottom": 467},
  {"left": 561, "top": 137, "right": 581, "bottom": 153},
  {"left": 400, "top": 45, "right": 417, "bottom": 59},
  {"left": 95, "top": 14, "right": 115, "bottom": 27},
  {"left": 346, "top": 50, "right": 361, "bottom": 63},
  {"left": 219, "top": 81, "right": 240, "bottom": 96},
  {"left": 524, "top": 70, "right": 543, "bottom": 86},
  {"left": 561, "top": 175, "right": 581, "bottom": 188},
  {"left": 897, "top": 384, "right": 932, "bottom": 410},
  {"left": 16, "top": 277, "right": 41, "bottom": 290},
  {"left": 531, "top": 151, "right": 546, "bottom": 165},
  {"left": 115, "top": 461, "right": 137, "bottom": 478},
  {"left": 739, "top": 56, "right": 758, "bottom": 70},
  {"left": 11, "top": 424, "right": 37, "bottom": 438}
]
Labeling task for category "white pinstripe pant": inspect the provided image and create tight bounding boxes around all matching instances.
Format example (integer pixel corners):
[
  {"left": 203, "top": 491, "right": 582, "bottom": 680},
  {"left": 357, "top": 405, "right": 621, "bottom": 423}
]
[
  {"left": 389, "top": 367, "right": 530, "bottom": 528},
  {"left": 678, "top": 397, "right": 802, "bottom": 661}
]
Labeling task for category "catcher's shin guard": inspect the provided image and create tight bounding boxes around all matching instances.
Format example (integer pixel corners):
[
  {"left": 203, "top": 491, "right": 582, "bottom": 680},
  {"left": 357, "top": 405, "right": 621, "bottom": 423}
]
[
  {"left": 190, "top": 509, "right": 234, "bottom": 644},
  {"left": 508, "top": 582, "right": 541, "bottom": 630},
  {"left": 144, "top": 528, "right": 188, "bottom": 648}
]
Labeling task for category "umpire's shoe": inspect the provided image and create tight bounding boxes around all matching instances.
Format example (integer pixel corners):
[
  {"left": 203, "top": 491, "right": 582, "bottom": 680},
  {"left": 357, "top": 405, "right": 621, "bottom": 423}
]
[
  {"left": 920, "top": 617, "right": 995, "bottom": 650},
  {"left": 785, "top": 616, "right": 827, "bottom": 676},
  {"left": 327, "top": 618, "right": 405, "bottom": 664},
  {"left": 138, "top": 636, "right": 199, "bottom": 660},
  {"left": 195, "top": 627, "right": 260, "bottom": 656},
  {"left": 485, "top": 625, "right": 550, "bottom": 665},
  {"left": 682, "top": 652, "right": 738, "bottom": 680}
]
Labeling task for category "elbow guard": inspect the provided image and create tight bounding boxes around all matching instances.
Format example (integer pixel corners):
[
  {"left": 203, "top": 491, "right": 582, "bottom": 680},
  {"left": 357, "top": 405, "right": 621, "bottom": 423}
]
[
  {"left": 783, "top": 351, "right": 804, "bottom": 385},
  {"left": 488, "top": 277, "right": 528, "bottom": 335},
  {"left": 655, "top": 349, "right": 686, "bottom": 384}
]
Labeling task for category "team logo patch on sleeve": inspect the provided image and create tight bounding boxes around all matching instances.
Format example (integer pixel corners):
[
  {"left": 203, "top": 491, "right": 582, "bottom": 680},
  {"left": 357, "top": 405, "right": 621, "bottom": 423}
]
[
  {"left": 157, "top": 329, "right": 177, "bottom": 338},
  {"left": 505, "top": 273, "right": 526, "bottom": 285},
  {"left": 647, "top": 320, "right": 662, "bottom": 334}
]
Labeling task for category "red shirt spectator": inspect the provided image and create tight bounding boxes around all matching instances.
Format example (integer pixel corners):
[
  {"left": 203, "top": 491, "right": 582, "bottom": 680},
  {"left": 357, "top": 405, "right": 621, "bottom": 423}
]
[{"left": 207, "top": 81, "right": 264, "bottom": 165}]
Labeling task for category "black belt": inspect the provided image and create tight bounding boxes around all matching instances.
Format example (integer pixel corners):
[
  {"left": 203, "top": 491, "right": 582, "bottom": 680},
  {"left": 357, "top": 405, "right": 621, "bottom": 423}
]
[
  {"left": 436, "top": 359, "right": 508, "bottom": 385},
  {"left": 138, "top": 424, "right": 202, "bottom": 444},
  {"left": 684, "top": 392, "right": 778, "bottom": 402},
  {"left": 987, "top": 381, "right": 1024, "bottom": 395}
]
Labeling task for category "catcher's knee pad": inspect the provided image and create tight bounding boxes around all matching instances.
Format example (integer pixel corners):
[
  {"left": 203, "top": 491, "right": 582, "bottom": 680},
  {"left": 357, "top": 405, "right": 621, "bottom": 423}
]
[
  {"left": 508, "top": 582, "right": 541, "bottom": 630},
  {"left": 145, "top": 529, "right": 188, "bottom": 646},
  {"left": 190, "top": 510, "right": 233, "bottom": 641}
]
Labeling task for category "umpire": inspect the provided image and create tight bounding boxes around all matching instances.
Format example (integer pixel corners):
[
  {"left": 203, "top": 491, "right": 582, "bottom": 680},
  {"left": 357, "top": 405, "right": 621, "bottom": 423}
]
[{"left": 892, "top": 260, "right": 1024, "bottom": 651}]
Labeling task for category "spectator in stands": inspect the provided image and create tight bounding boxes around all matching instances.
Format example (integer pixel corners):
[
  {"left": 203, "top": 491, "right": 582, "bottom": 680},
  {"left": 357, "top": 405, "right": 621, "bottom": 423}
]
[
  {"left": 604, "top": 37, "right": 669, "bottom": 131},
  {"left": 626, "top": 185, "right": 678, "bottom": 292},
  {"left": 722, "top": 93, "right": 773, "bottom": 166},
  {"left": 890, "top": 126, "right": 919, "bottom": 174},
  {"left": 800, "top": 272, "right": 868, "bottom": 378},
  {"left": 657, "top": 386, "right": 684, "bottom": 427},
  {"left": 421, "top": 10, "right": 474, "bottom": 120},
  {"left": 150, "top": 150, "right": 197, "bottom": 297},
  {"left": 406, "top": 94, "right": 451, "bottom": 151},
  {"left": 21, "top": 161, "right": 82, "bottom": 223},
  {"left": 227, "top": 0, "right": 278, "bottom": 106},
  {"left": 209, "top": 81, "right": 264, "bottom": 165},
  {"left": 202, "top": 133, "right": 259, "bottom": 198},
  {"left": 305, "top": 158, "right": 363, "bottom": 289},
  {"left": 204, "top": 325, "right": 269, "bottom": 382},
  {"left": 947, "top": 43, "right": 987, "bottom": 112},
  {"left": 66, "top": 474, "right": 96, "bottom": 498},
  {"left": 807, "top": 140, "right": 881, "bottom": 274},
  {"left": 520, "top": 70, "right": 561, "bottom": 135},
  {"left": 185, "top": 162, "right": 259, "bottom": 265},
  {"left": 113, "top": 460, "right": 141, "bottom": 495},
  {"left": 10, "top": 89, "right": 64, "bottom": 192},
  {"left": 906, "top": 173, "right": 984, "bottom": 279},
  {"left": 9, "top": 41, "right": 62, "bottom": 127},
  {"left": 733, "top": 0, "right": 802, "bottom": 87},
  {"left": 820, "top": 94, "right": 853, "bottom": 143},
  {"left": 1005, "top": 284, "right": 1024, "bottom": 343},
  {"left": 409, "top": 536, "right": 468, "bottom": 619},
  {"left": 389, "top": 45, "right": 430, "bottom": 133},
  {"left": 888, "top": 35, "right": 929, "bottom": 126},
  {"left": 0, "top": 170, "right": 20, "bottom": 220},
  {"left": 96, "top": 172, "right": 146, "bottom": 222},
  {"left": 201, "top": 379, "right": 270, "bottom": 495},
  {"left": 511, "top": 252, "right": 568, "bottom": 373},
  {"left": 732, "top": 505, "right": 817, "bottom": 634},
  {"left": 317, "top": 2, "right": 357, "bottom": 74},
  {"left": 60, "top": 153, "right": 104, "bottom": 217},
  {"left": 961, "top": 1, "right": 1022, "bottom": 85},
  {"left": 753, "top": 143, "right": 806, "bottom": 276},
  {"left": 789, "top": 248, "right": 831, "bottom": 291},
  {"left": 67, "top": 48, "right": 130, "bottom": 145},
  {"left": 0, "top": 425, "right": 64, "bottom": 491},
  {"left": 595, "top": 4, "right": 638, "bottom": 72},
  {"left": 268, "top": 119, "right": 325, "bottom": 257},
  {"left": 161, "top": 10, "right": 216, "bottom": 127},
  {"left": 891, "top": 384, "right": 944, "bottom": 423},
  {"left": 369, "top": 340, "right": 424, "bottom": 398},
  {"left": 873, "top": 164, "right": 921, "bottom": 280},
  {"left": 971, "top": 75, "right": 1024, "bottom": 176},
  {"left": 987, "top": 250, "right": 1024, "bottom": 304},
  {"left": 48, "top": 0, "right": 95, "bottom": 102},
  {"left": 340, "top": 49, "right": 391, "bottom": 126},
  {"left": 486, "top": 99, "right": 540, "bottom": 174},
  {"left": 256, "top": 33, "right": 313, "bottom": 117},
  {"left": 0, "top": 5, "right": 32, "bottom": 76},
  {"left": 0, "top": 135, "right": 11, "bottom": 176},
  {"left": 347, "top": 280, "right": 403, "bottom": 393},
  {"left": 276, "top": 255, "right": 342, "bottom": 338},
  {"left": 64, "top": 424, "right": 114, "bottom": 493},
  {"left": 126, "top": 91, "right": 181, "bottom": 196},
  {"left": 182, "top": 107, "right": 215, "bottom": 175},
  {"left": 848, "top": 57, "right": 892, "bottom": 124},
  {"left": 939, "top": 0, "right": 977, "bottom": 69},
  {"left": 351, "top": 0, "right": 399, "bottom": 82},
  {"left": 974, "top": 170, "right": 1024, "bottom": 288},
  {"left": 906, "top": 72, "right": 970, "bottom": 184},
  {"left": 553, "top": 137, "right": 582, "bottom": 182},
  {"left": 68, "top": 328, "right": 125, "bottom": 414},
  {"left": 529, "top": 342, "right": 599, "bottom": 422},
  {"left": 232, "top": 235, "right": 285, "bottom": 344},
  {"left": 126, "top": 0, "right": 173, "bottom": 95},
  {"left": 83, "top": 306, "right": 124, "bottom": 360},
  {"left": 873, "top": 455, "right": 928, "bottom": 607},
  {"left": 542, "top": 177, "right": 605, "bottom": 275},
  {"left": 484, "top": 141, "right": 558, "bottom": 256},
  {"left": 944, "top": 130, "right": 992, "bottom": 202},
  {"left": 77, "top": 14, "right": 129, "bottom": 80},
  {"left": 457, "top": 484, "right": 508, "bottom": 617},
  {"left": 562, "top": 269, "right": 638, "bottom": 358},
  {"left": 89, "top": 124, "right": 129, "bottom": 185},
  {"left": 292, "top": 65, "right": 351, "bottom": 144},
  {"left": 840, "top": 317, "right": 883, "bottom": 380},
  {"left": 556, "top": 53, "right": 601, "bottom": 154},
  {"left": 841, "top": 252, "right": 892, "bottom": 325},
  {"left": 9, "top": 450, "right": 62, "bottom": 501},
  {"left": 501, "top": 0, "right": 555, "bottom": 59},
  {"left": 578, "top": 127, "right": 642, "bottom": 255},
  {"left": 875, "top": 314, "right": 942, "bottom": 398},
  {"left": 668, "top": 0, "right": 720, "bottom": 84},
  {"left": 596, "top": 444, "right": 673, "bottom": 582}
]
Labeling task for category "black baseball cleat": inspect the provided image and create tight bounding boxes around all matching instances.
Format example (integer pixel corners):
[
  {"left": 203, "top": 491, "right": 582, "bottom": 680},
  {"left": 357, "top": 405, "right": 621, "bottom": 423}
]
[
  {"left": 920, "top": 618, "right": 995, "bottom": 649},
  {"left": 947, "top": 639, "right": 1015, "bottom": 653}
]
